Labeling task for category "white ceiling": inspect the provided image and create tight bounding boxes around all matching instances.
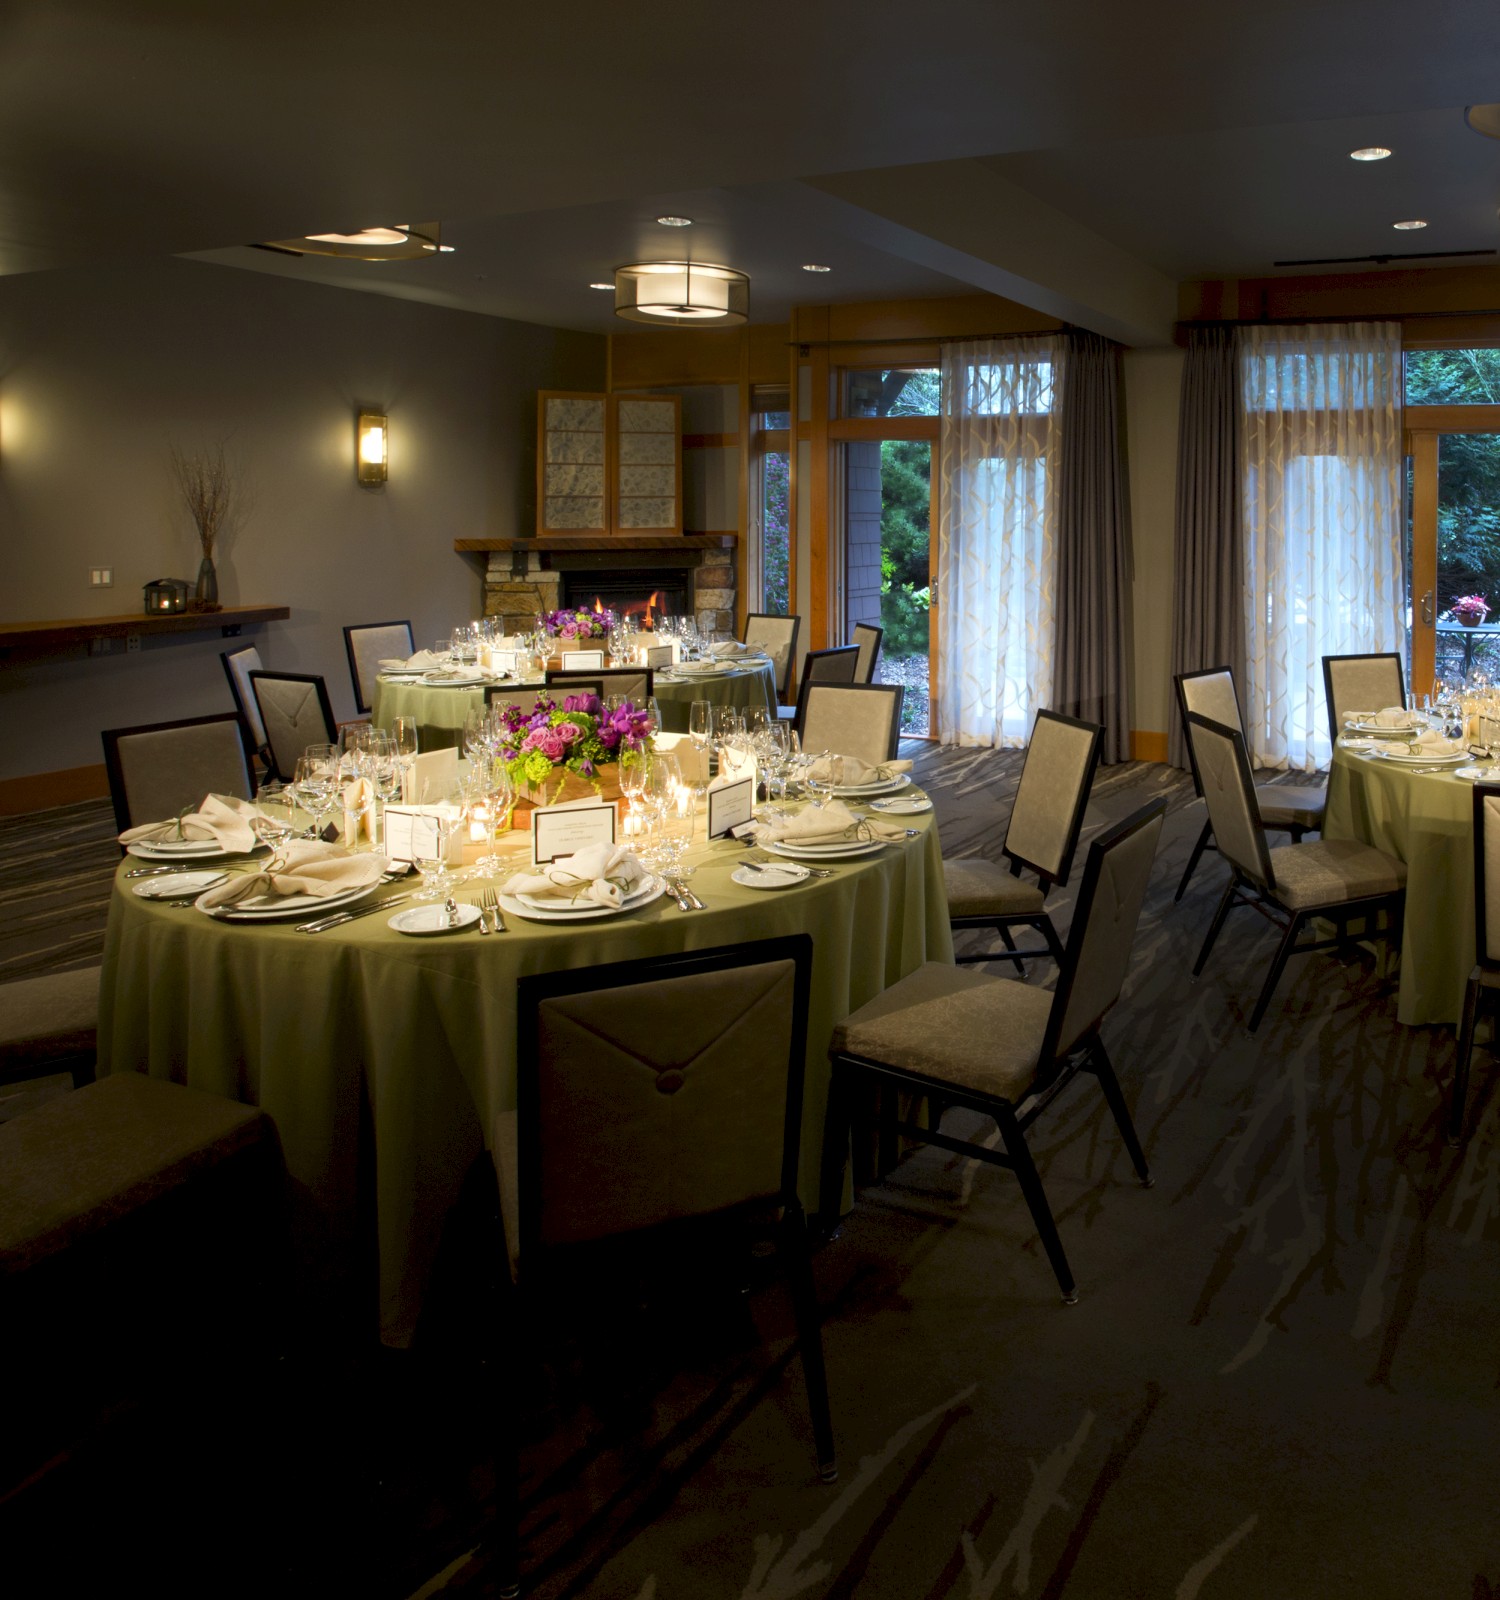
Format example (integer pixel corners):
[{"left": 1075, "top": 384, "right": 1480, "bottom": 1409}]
[{"left": 5, "top": 0, "right": 1500, "bottom": 345}]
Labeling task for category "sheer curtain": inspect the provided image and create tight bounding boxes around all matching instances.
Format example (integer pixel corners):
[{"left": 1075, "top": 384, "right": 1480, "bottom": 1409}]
[
  {"left": 936, "top": 336, "right": 1064, "bottom": 747},
  {"left": 1240, "top": 322, "right": 1403, "bottom": 771}
]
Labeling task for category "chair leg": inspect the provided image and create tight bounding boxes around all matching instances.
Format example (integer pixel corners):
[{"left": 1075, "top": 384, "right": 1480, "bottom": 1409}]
[
  {"left": 777, "top": 1201, "right": 838, "bottom": 1482},
  {"left": 997, "top": 923, "right": 1027, "bottom": 976},
  {"left": 1088, "top": 1038, "right": 1152, "bottom": 1187},
  {"left": 1175, "top": 818, "right": 1213, "bottom": 902},
  {"left": 1038, "top": 914, "right": 1065, "bottom": 966},
  {"left": 1450, "top": 977, "right": 1482, "bottom": 1146},
  {"left": 1248, "top": 912, "right": 1305, "bottom": 1034},
  {"left": 1192, "top": 875, "right": 1238, "bottom": 977},
  {"left": 819, "top": 1062, "right": 854, "bottom": 1225},
  {"left": 996, "top": 1104, "right": 1076, "bottom": 1305}
]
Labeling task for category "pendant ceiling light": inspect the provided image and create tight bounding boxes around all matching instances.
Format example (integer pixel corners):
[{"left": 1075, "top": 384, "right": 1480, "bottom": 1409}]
[
  {"left": 614, "top": 261, "right": 749, "bottom": 327},
  {"left": 1465, "top": 105, "right": 1500, "bottom": 139},
  {"left": 257, "top": 223, "right": 446, "bottom": 261}
]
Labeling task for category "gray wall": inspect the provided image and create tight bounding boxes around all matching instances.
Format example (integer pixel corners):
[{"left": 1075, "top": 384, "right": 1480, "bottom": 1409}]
[{"left": 0, "top": 259, "right": 603, "bottom": 780}]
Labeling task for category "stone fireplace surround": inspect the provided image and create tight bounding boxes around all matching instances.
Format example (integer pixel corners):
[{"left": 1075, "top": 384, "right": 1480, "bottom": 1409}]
[{"left": 455, "top": 535, "right": 736, "bottom": 634}]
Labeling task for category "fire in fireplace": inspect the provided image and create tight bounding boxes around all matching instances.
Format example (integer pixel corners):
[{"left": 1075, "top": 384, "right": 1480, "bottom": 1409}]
[{"left": 561, "top": 569, "right": 689, "bottom": 630}]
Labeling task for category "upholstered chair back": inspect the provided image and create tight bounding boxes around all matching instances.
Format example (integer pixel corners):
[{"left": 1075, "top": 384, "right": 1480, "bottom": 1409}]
[
  {"left": 248, "top": 672, "right": 338, "bottom": 781},
  {"left": 1047, "top": 802, "right": 1165, "bottom": 1060},
  {"left": 485, "top": 686, "right": 545, "bottom": 716},
  {"left": 102, "top": 715, "right": 254, "bottom": 834},
  {"left": 520, "top": 940, "right": 811, "bottom": 1255},
  {"left": 545, "top": 666, "right": 652, "bottom": 706},
  {"left": 743, "top": 613, "right": 801, "bottom": 699},
  {"left": 851, "top": 622, "right": 883, "bottom": 684},
  {"left": 220, "top": 644, "right": 267, "bottom": 751},
  {"left": 1478, "top": 786, "right": 1500, "bottom": 968},
  {"left": 1185, "top": 712, "right": 1275, "bottom": 891},
  {"left": 799, "top": 683, "right": 903, "bottom": 766},
  {"left": 1322, "top": 653, "right": 1406, "bottom": 745},
  {"left": 343, "top": 621, "right": 415, "bottom": 715},
  {"left": 1004, "top": 710, "right": 1102, "bottom": 888}
]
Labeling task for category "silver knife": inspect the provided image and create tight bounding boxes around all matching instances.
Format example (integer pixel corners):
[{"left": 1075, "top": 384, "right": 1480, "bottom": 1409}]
[{"left": 296, "top": 893, "right": 411, "bottom": 934}]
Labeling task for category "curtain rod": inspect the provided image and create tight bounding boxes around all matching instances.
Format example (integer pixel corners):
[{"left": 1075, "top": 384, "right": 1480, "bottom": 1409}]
[{"left": 790, "top": 326, "right": 1074, "bottom": 351}]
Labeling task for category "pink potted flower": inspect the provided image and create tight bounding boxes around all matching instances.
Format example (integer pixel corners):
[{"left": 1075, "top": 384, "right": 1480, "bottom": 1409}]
[{"left": 1452, "top": 594, "right": 1490, "bottom": 627}]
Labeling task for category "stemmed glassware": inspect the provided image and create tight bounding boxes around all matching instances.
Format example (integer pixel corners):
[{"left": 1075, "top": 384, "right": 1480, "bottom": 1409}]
[
  {"left": 294, "top": 745, "right": 341, "bottom": 840},
  {"left": 411, "top": 813, "right": 453, "bottom": 901},
  {"left": 252, "top": 781, "right": 296, "bottom": 854},
  {"left": 391, "top": 716, "right": 419, "bottom": 801}
]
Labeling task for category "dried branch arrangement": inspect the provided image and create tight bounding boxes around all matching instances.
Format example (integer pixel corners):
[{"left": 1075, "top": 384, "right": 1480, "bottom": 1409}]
[{"left": 169, "top": 440, "right": 237, "bottom": 558}]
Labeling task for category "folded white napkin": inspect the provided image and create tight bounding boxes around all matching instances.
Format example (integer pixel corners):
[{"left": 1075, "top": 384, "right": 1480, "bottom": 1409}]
[
  {"left": 500, "top": 842, "right": 646, "bottom": 909},
  {"left": 709, "top": 640, "right": 751, "bottom": 658},
  {"left": 752, "top": 798, "right": 908, "bottom": 846},
  {"left": 806, "top": 755, "right": 914, "bottom": 786},
  {"left": 1372, "top": 729, "right": 1466, "bottom": 756},
  {"left": 119, "top": 793, "right": 263, "bottom": 853},
  {"left": 1348, "top": 706, "right": 1418, "bottom": 729},
  {"left": 197, "top": 841, "right": 388, "bottom": 908}
]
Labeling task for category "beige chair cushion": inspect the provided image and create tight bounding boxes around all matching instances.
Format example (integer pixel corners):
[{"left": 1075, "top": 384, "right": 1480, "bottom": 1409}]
[
  {"left": 833, "top": 961, "right": 1052, "bottom": 1101},
  {"left": 0, "top": 967, "right": 99, "bottom": 1072},
  {"left": 1268, "top": 839, "right": 1407, "bottom": 911},
  {"left": 0, "top": 1073, "right": 269, "bottom": 1274},
  {"left": 943, "top": 858, "right": 1047, "bottom": 917},
  {"left": 1254, "top": 783, "right": 1326, "bottom": 831}
]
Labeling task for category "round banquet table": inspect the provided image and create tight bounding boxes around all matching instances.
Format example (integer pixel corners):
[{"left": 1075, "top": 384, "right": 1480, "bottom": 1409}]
[
  {"left": 1323, "top": 742, "right": 1477, "bottom": 1025},
  {"left": 98, "top": 811, "right": 952, "bottom": 1346},
  {"left": 370, "top": 659, "right": 777, "bottom": 750}
]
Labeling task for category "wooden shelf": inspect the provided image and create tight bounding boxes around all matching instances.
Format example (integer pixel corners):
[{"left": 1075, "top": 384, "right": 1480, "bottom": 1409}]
[
  {"left": 455, "top": 535, "right": 735, "bottom": 553},
  {"left": 0, "top": 604, "right": 290, "bottom": 653}
]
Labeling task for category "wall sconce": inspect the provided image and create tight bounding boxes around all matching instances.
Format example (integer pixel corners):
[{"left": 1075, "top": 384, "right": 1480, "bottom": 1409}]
[{"left": 356, "top": 409, "right": 388, "bottom": 485}]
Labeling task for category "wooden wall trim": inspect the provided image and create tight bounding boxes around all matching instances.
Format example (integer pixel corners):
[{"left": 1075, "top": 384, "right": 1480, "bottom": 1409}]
[
  {"left": 1177, "top": 265, "right": 1500, "bottom": 333},
  {"left": 0, "top": 763, "right": 110, "bottom": 816},
  {"left": 1130, "top": 730, "right": 1169, "bottom": 764}
]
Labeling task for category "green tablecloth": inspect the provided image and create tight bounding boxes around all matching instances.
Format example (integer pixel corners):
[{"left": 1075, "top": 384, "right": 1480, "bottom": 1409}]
[
  {"left": 1323, "top": 745, "right": 1475, "bottom": 1025},
  {"left": 98, "top": 814, "right": 952, "bottom": 1345},
  {"left": 370, "top": 661, "right": 777, "bottom": 749}
]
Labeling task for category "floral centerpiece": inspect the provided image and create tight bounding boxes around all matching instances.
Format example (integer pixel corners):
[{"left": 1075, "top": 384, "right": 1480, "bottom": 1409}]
[
  {"left": 1452, "top": 594, "right": 1490, "bottom": 626},
  {"left": 539, "top": 606, "right": 619, "bottom": 642},
  {"left": 495, "top": 692, "right": 650, "bottom": 809}
]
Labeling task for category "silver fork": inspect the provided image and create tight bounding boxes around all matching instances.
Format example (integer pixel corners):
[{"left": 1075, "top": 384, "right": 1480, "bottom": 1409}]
[{"left": 482, "top": 886, "right": 506, "bottom": 933}]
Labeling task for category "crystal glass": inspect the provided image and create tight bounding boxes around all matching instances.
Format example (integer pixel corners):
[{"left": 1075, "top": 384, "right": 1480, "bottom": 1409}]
[
  {"left": 252, "top": 781, "right": 295, "bottom": 854},
  {"left": 294, "top": 745, "right": 341, "bottom": 839},
  {"left": 411, "top": 814, "right": 452, "bottom": 901}
]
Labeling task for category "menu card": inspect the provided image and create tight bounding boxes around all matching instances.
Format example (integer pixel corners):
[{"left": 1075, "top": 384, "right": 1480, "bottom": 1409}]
[
  {"left": 561, "top": 649, "right": 606, "bottom": 670},
  {"left": 707, "top": 777, "right": 754, "bottom": 840},
  {"left": 642, "top": 644, "right": 674, "bottom": 670},
  {"left": 532, "top": 797, "right": 617, "bottom": 864},
  {"left": 383, "top": 804, "right": 464, "bottom": 867}
]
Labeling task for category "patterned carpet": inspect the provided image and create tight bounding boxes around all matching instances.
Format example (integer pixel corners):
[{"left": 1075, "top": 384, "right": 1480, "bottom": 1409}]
[
  {"left": 0, "top": 798, "right": 117, "bottom": 981},
  {"left": 5, "top": 752, "right": 1498, "bottom": 1599}
]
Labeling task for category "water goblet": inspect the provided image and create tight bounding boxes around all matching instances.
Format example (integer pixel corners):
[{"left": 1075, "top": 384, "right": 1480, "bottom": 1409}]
[{"left": 411, "top": 814, "right": 452, "bottom": 901}]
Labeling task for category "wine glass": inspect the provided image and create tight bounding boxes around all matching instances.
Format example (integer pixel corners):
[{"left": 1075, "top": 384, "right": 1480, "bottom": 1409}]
[
  {"left": 411, "top": 813, "right": 452, "bottom": 901},
  {"left": 252, "top": 781, "right": 295, "bottom": 855},
  {"left": 391, "top": 716, "right": 419, "bottom": 800},
  {"left": 469, "top": 762, "right": 515, "bottom": 876},
  {"left": 294, "top": 745, "right": 340, "bottom": 840}
]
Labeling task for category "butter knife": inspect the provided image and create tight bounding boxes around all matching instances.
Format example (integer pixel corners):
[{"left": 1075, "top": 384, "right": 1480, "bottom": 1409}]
[{"left": 296, "top": 893, "right": 411, "bottom": 934}]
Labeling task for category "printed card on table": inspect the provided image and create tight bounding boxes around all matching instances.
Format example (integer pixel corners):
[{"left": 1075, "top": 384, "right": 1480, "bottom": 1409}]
[
  {"left": 489, "top": 649, "right": 518, "bottom": 675},
  {"left": 532, "top": 798, "right": 616, "bottom": 864},
  {"left": 383, "top": 805, "right": 464, "bottom": 867},
  {"left": 642, "top": 644, "right": 674, "bottom": 670},
  {"left": 560, "top": 649, "right": 606, "bottom": 670},
  {"left": 707, "top": 777, "right": 755, "bottom": 840}
]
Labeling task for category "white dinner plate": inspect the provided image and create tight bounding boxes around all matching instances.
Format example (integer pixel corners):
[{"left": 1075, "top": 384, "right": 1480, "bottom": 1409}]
[
  {"left": 869, "top": 796, "right": 933, "bottom": 814},
  {"left": 1345, "top": 718, "right": 1420, "bottom": 736},
  {"left": 421, "top": 670, "right": 488, "bottom": 687},
  {"left": 514, "top": 875, "right": 659, "bottom": 915},
  {"left": 195, "top": 882, "right": 379, "bottom": 921},
  {"left": 1375, "top": 748, "right": 1468, "bottom": 766},
  {"left": 499, "top": 876, "right": 667, "bottom": 922},
  {"left": 831, "top": 773, "right": 912, "bottom": 798},
  {"left": 389, "top": 903, "right": 483, "bottom": 935},
  {"left": 127, "top": 838, "right": 253, "bottom": 861},
  {"left": 131, "top": 870, "right": 229, "bottom": 899},
  {"left": 1454, "top": 766, "right": 1493, "bottom": 781},
  {"left": 732, "top": 862, "right": 810, "bottom": 889},
  {"left": 1338, "top": 736, "right": 1382, "bottom": 751},
  {"left": 766, "top": 838, "right": 886, "bottom": 860},
  {"left": 674, "top": 664, "right": 730, "bottom": 678}
]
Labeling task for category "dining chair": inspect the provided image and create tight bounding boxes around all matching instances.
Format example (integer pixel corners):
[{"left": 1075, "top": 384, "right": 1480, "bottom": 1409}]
[
  {"left": 1174, "top": 665, "right": 1327, "bottom": 901},
  {"left": 850, "top": 621, "right": 884, "bottom": 684},
  {"left": 0, "top": 968, "right": 99, "bottom": 1091},
  {"left": 822, "top": 798, "right": 1166, "bottom": 1305},
  {"left": 743, "top": 612, "right": 801, "bottom": 702},
  {"left": 799, "top": 682, "right": 903, "bottom": 765},
  {"left": 945, "top": 708, "right": 1102, "bottom": 972},
  {"left": 101, "top": 713, "right": 256, "bottom": 836},
  {"left": 484, "top": 685, "right": 545, "bottom": 716},
  {"left": 787, "top": 644, "right": 861, "bottom": 731},
  {"left": 1185, "top": 710, "right": 1407, "bottom": 1032},
  {"left": 499, "top": 935, "right": 836, "bottom": 1594},
  {"left": 544, "top": 665, "right": 653, "bottom": 705},
  {"left": 1450, "top": 782, "right": 1500, "bottom": 1143},
  {"left": 220, "top": 644, "right": 270, "bottom": 764},
  {"left": 1321, "top": 652, "right": 1407, "bottom": 747},
  {"left": 247, "top": 670, "right": 339, "bottom": 781},
  {"left": 343, "top": 620, "right": 415, "bottom": 715}
]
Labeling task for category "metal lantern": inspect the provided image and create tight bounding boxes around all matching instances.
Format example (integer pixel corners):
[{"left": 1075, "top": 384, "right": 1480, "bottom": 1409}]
[{"left": 143, "top": 577, "right": 189, "bottom": 615}]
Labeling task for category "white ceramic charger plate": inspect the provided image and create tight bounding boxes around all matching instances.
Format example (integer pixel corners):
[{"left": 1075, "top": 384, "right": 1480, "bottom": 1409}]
[
  {"left": 127, "top": 839, "right": 255, "bottom": 861},
  {"left": 832, "top": 774, "right": 912, "bottom": 798},
  {"left": 766, "top": 838, "right": 885, "bottom": 860},
  {"left": 1375, "top": 748, "right": 1467, "bottom": 766},
  {"left": 499, "top": 875, "right": 666, "bottom": 923},
  {"left": 195, "top": 882, "right": 379, "bottom": 921}
]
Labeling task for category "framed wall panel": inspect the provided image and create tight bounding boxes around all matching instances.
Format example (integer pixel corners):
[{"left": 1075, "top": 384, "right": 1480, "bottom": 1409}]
[
  {"left": 612, "top": 394, "right": 682, "bottom": 535},
  {"left": 538, "top": 391, "right": 609, "bottom": 536}
]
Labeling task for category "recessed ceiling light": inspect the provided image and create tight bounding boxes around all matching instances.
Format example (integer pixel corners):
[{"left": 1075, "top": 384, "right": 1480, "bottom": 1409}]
[
  {"left": 1350, "top": 146, "right": 1392, "bottom": 161},
  {"left": 588, "top": 282, "right": 613, "bottom": 290},
  {"left": 656, "top": 215, "right": 693, "bottom": 227},
  {"left": 1393, "top": 218, "right": 1428, "bottom": 230},
  {"left": 801, "top": 263, "right": 831, "bottom": 273}
]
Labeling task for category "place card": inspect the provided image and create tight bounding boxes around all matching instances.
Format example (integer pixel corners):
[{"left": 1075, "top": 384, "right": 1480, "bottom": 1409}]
[
  {"left": 653, "top": 732, "right": 709, "bottom": 786},
  {"left": 641, "top": 644, "right": 674, "bottom": 670},
  {"left": 383, "top": 804, "right": 464, "bottom": 868},
  {"left": 532, "top": 798, "right": 616, "bottom": 864},
  {"left": 403, "top": 747, "right": 458, "bottom": 804},
  {"left": 561, "top": 649, "right": 606, "bottom": 670},
  {"left": 707, "top": 776, "right": 754, "bottom": 840},
  {"left": 488, "top": 649, "right": 518, "bottom": 675}
]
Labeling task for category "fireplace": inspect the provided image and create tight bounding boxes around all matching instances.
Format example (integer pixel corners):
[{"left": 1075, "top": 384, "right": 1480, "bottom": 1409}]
[
  {"left": 561, "top": 569, "right": 689, "bottom": 629},
  {"left": 474, "top": 535, "right": 737, "bottom": 637}
]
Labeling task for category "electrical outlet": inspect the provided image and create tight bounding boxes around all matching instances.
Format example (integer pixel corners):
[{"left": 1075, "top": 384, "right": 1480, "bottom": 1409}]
[
  {"left": 126, "top": 634, "right": 141, "bottom": 653},
  {"left": 89, "top": 567, "right": 113, "bottom": 588}
]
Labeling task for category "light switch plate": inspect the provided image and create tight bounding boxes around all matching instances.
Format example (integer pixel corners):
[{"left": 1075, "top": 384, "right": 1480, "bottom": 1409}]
[{"left": 89, "top": 567, "right": 113, "bottom": 588}]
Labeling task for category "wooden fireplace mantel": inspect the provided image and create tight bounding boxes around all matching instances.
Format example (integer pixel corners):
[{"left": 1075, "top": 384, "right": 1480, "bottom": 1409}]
[{"left": 455, "top": 535, "right": 735, "bottom": 554}]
